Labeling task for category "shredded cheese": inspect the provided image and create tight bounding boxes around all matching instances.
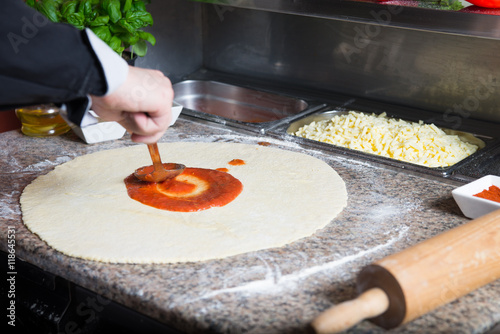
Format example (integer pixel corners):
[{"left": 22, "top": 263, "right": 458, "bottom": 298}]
[{"left": 294, "top": 111, "right": 478, "bottom": 168}]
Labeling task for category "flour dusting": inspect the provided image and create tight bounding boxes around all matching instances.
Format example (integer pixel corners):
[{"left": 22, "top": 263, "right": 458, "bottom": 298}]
[
  {"left": 188, "top": 226, "right": 409, "bottom": 302},
  {"left": 0, "top": 201, "right": 21, "bottom": 219},
  {"left": 367, "top": 202, "right": 420, "bottom": 223},
  {"left": 0, "top": 191, "right": 21, "bottom": 219},
  {"left": 24, "top": 156, "right": 73, "bottom": 172}
]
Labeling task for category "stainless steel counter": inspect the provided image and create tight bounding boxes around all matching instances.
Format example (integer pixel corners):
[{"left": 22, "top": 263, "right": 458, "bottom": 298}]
[{"left": 1, "top": 116, "right": 499, "bottom": 333}]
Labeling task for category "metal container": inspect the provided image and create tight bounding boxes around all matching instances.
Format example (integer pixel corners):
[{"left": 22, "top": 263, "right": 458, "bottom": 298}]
[
  {"left": 173, "top": 72, "right": 499, "bottom": 180},
  {"left": 282, "top": 109, "right": 497, "bottom": 178},
  {"left": 173, "top": 80, "right": 323, "bottom": 133}
]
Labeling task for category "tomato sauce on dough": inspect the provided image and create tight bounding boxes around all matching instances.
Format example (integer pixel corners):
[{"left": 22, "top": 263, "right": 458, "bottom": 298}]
[
  {"left": 124, "top": 168, "right": 243, "bottom": 212},
  {"left": 228, "top": 159, "right": 245, "bottom": 166}
]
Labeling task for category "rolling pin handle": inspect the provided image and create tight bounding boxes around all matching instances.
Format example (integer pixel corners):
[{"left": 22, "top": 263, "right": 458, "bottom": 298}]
[{"left": 311, "top": 287, "right": 390, "bottom": 334}]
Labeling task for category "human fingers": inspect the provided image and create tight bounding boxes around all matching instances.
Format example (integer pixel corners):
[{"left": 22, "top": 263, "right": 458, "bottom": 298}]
[
  {"left": 123, "top": 70, "right": 174, "bottom": 142},
  {"left": 121, "top": 108, "right": 172, "bottom": 144},
  {"left": 90, "top": 67, "right": 174, "bottom": 142}
]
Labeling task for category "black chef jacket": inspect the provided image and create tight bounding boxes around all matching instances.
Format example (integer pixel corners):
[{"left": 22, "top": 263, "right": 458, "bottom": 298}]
[{"left": 0, "top": 0, "right": 108, "bottom": 125}]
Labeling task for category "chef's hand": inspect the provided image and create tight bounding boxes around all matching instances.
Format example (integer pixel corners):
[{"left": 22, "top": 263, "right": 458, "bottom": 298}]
[{"left": 90, "top": 66, "right": 174, "bottom": 143}]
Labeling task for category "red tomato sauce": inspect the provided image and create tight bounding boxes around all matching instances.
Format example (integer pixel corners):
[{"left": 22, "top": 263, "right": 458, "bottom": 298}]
[
  {"left": 228, "top": 159, "right": 245, "bottom": 166},
  {"left": 124, "top": 168, "right": 243, "bottom": 212},
  {"left": 474, "top": 185, "right": 500, "bottom": 203}
]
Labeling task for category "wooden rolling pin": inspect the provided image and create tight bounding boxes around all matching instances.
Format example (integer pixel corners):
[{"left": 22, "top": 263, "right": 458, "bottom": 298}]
[{"left": 311, "top": 209, "right": 500, "bottom": 334}]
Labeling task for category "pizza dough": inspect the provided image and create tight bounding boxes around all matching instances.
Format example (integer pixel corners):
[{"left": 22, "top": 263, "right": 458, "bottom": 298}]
[{"left": 20, "top": 142, "right": 347, "bottom": 264}]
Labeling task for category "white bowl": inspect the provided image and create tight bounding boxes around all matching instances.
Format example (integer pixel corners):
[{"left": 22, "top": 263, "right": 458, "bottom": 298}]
[{"left": 452, "top": 175, "right": 500, "bottom": 219}]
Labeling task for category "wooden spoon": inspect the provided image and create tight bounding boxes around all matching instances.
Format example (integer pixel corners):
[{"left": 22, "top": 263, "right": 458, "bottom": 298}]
[{"left": 134, "top": 143, "right": 185, "bottom": 182}]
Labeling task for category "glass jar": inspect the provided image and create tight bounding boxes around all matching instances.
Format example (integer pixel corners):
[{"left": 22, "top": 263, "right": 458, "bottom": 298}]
[{"left": 15, "top": 104, "right": 71, "bottom": 137}]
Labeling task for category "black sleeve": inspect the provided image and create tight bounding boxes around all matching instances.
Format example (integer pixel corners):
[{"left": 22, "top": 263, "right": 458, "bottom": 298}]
[{"left": 0, "top": 0, "right": 107, "bottom": 125}]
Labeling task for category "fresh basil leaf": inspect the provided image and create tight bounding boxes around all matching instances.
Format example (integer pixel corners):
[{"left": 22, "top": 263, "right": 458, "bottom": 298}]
[
  {"left": 138, "top": 31, "right": 156, "bottom": 46},
  {"left": 66, "top": 12, "right": 85, "bottom": 29},
  {"left": 80, "top": 0, "right": 93, "bottom": 17},
  {"left": 131, "top": 40, "right": 147, "bottom": 57},
  {"left": 108, "top": 35, "right": 124, "bottom": 55},
  {"left": 126, "top": 11, "right": 153, "bottom": 26},
  {"left": 118, "top": 19, "right": 135, "bottom": 34},
  {"left": 25, "top": 0, "right": 37, "bottom": 8},
  {"left": 131, "top": 0, "right": 147, "bottom": 12},
  {"left": 37, "top": 0, "right": 60, "bottom": 23},
  {"left": 109, "top": 23, "right": 127, "bottom": 34},
  {"left": 89, "top": 15, "right": 110, "bottom": 27},
  {"left": 61, "top": 1, "right": 78, "bottom": 18},
  {"left": 117, "top": 32, "right": 139, "bottom": 45},
  {"left": 91, "top": 26, "right": 112, "bottom": 42},
  {"left": 125, "top": 19, "right": 140, "bottom": 30},
  {"left": 122, "top": 0, "right": 132, "bottom": 13},
  {"left": 107, "top": 0, "right": 122, "bottom": 23},
  {"left": 101, "top": 0, "right": 111, "bottom": 11}
]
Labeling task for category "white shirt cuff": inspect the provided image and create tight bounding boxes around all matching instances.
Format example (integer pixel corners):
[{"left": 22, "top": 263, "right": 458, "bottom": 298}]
[{"left": 85, "top": 28, "right": 128, "bottom": 96}]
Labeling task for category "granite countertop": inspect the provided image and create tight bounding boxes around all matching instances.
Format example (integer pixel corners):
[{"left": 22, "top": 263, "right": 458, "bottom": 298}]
[{"left": 1, "top": 116, "right": 499, "bottom": 334}]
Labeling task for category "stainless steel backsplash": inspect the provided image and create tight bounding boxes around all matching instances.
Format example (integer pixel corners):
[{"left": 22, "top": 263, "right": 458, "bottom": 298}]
[{"left": 140, "top": 0, "right": 500, "bottom": 124}]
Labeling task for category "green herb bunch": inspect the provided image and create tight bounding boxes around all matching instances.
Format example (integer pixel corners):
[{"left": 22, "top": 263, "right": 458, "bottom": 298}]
[
  {"left": 418, "top": 0, "right": 464, "bottom": 10},
  {"left": 25, "top": 0, "right": 156, "bottom": 57}
]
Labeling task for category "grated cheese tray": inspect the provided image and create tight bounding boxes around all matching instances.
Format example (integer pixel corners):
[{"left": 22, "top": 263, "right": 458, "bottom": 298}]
[
  {"left": 281, "top": 109, "right": 497, "bottom": 178},
  {"left": 171, "top": 73, "right": 499, "bottom": 180}
]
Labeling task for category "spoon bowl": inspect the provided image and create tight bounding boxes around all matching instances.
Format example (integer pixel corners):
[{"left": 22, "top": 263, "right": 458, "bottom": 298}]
[
  {"left": 134, "top": 162, "right": 186, "bottom": 182},
  {"left": 134, "top": 143, "right": 185, "bottom": 182}
]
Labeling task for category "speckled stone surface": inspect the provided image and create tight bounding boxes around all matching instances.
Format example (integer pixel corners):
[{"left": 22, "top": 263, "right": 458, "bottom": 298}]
[{"left": 1, "top": 116, "right": 499, "bottom": 334}]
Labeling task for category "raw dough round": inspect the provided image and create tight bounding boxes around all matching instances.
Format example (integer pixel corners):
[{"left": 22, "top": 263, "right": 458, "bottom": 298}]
[{"left": 20, "top": 142, "right": 347, "bottom": 263}]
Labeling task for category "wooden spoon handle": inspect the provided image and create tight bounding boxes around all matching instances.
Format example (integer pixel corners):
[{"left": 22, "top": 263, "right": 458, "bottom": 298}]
[
  {"left": 311, "top": 288, "right": 390, "bottom": 334},
  {"left": 147, "top": 143, "right": 163, "bottom": 168}
]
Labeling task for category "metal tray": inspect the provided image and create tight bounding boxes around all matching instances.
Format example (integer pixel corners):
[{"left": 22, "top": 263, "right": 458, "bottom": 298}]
[
  {"left": 284, "top": 109, "right": 495, "bottom": 177},
  {"left": 173, "top": 80, "right": 324, "bottom": 133},
  {"left": 171, "top": 73, "right": 499, "bottom": 179}
]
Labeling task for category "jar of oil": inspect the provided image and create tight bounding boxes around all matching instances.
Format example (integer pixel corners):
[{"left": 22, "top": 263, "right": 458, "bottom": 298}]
[{"left": 15, "top": 104, "right": 71, "bottom": 137}]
